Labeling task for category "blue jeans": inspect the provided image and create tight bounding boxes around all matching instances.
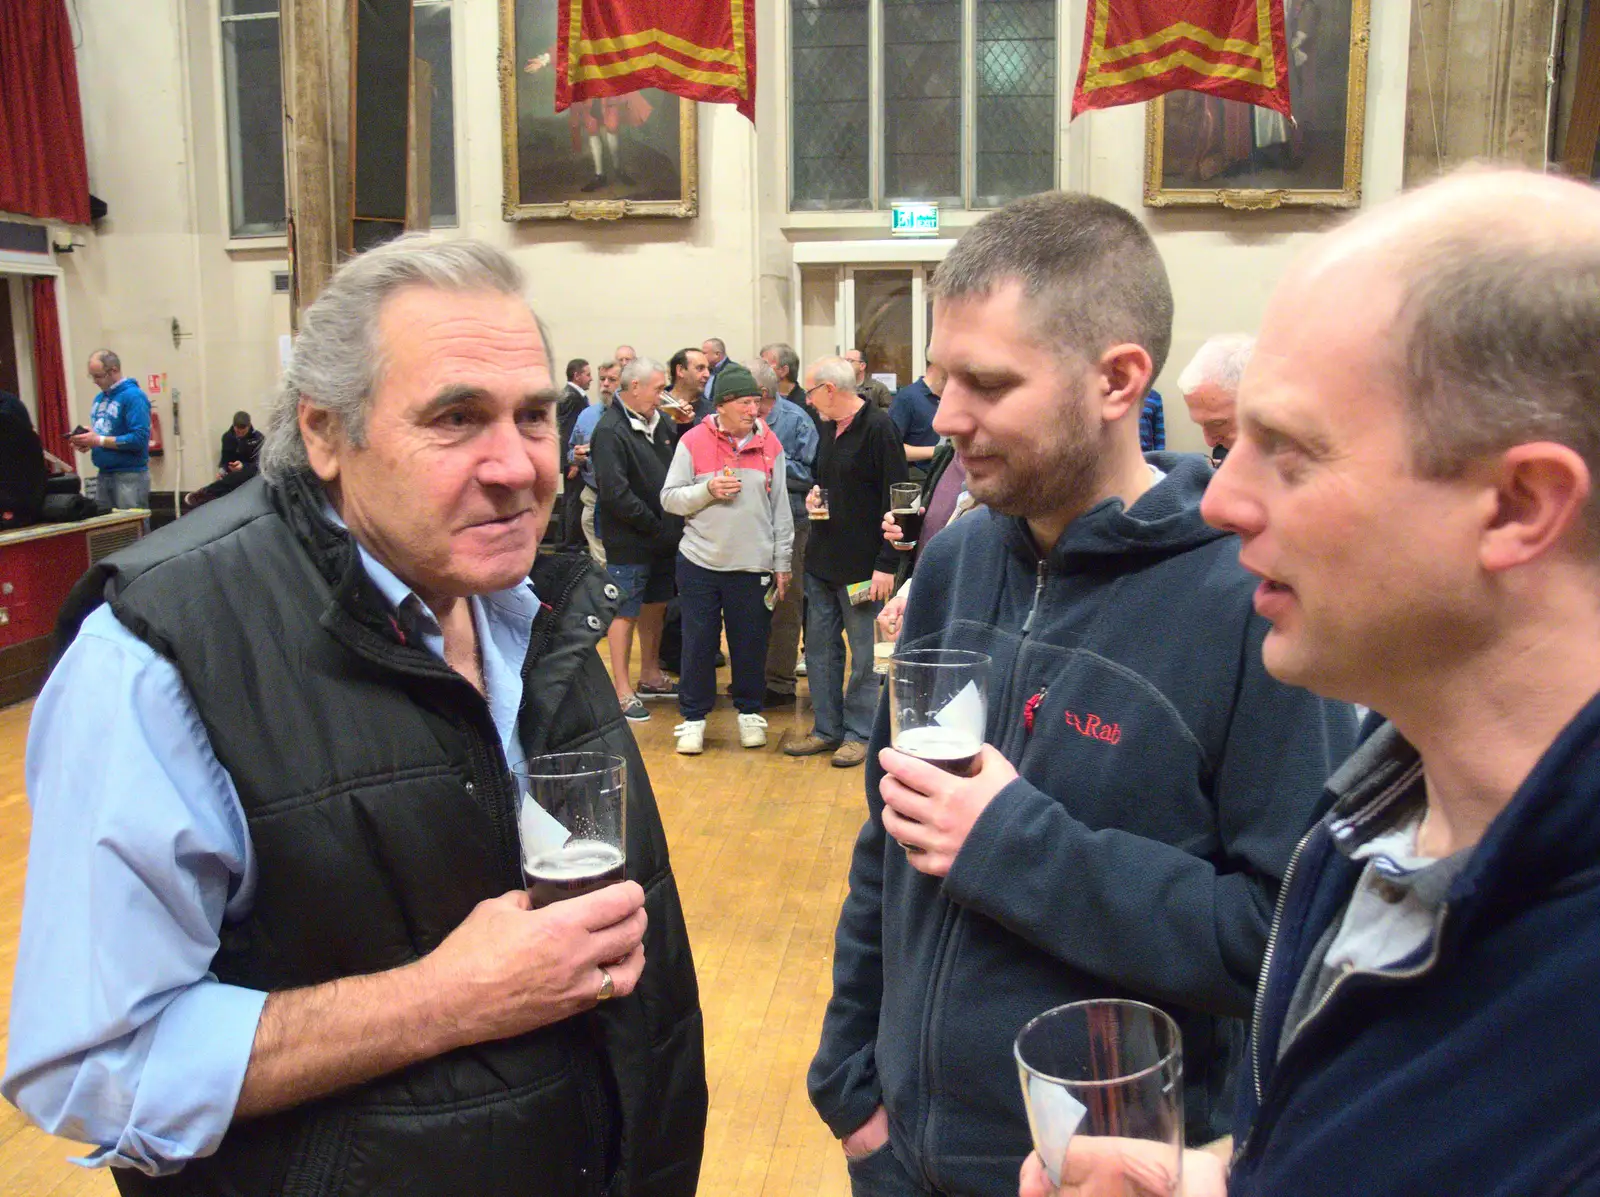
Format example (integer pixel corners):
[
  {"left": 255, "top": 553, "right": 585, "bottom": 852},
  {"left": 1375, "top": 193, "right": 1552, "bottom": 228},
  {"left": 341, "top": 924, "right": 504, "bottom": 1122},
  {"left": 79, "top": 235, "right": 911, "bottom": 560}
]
[
  {"left": 676, "top": 556, "right": 772, "bottom": 720},
  {"left": 804, "top": 572, "right": 881, "bottom": 744},
  {"left": 97, "top": 469, "right": 150, "bottom": 512}
]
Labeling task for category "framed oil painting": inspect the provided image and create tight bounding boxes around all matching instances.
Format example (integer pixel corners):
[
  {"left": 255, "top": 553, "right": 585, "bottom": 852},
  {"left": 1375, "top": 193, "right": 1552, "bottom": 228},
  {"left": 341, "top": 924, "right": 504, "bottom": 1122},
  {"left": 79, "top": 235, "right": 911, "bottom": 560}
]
[
  {"left": 499, "top": 0, "right": 698, "bottom": 220},
  {"left": 1144, "top": 0, "right": 1371, "bottom": 210}
]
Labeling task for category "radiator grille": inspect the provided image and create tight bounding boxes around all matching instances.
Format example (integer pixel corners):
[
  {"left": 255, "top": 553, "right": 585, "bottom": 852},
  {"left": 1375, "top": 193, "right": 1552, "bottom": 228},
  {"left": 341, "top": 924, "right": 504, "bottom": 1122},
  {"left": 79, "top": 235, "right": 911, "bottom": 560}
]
[{"left": 87, "top": 523, "right": 143, "bottom": 563}]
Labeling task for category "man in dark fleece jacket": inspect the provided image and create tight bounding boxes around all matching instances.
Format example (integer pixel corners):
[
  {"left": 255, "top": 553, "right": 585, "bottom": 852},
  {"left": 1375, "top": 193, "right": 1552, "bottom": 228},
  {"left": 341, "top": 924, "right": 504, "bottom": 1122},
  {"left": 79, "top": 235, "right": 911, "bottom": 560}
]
[
  {"left": 1025, "top": 170, "right": 1600, "bottom": 1197},
  {"left": 808, "top": 192, "right": 1356, "bottom": 1197}
]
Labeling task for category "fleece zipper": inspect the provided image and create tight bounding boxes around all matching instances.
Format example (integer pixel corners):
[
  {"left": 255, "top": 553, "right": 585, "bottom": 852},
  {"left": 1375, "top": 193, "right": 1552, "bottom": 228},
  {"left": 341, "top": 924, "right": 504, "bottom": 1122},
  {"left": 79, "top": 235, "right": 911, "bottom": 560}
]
[{"left": 916, "top": 554, "right": 1048, "bottom": 1187}]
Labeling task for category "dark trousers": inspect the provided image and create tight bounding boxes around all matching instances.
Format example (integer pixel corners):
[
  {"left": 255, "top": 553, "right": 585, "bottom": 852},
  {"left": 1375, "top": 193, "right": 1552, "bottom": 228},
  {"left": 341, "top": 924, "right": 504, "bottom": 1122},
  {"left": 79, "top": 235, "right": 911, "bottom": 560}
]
[
  {"left": 676, "top": 556, "right": 772, "bottom": 721},
  {"left": 187, "top": 464, "right": 257, "bottom": 508}
]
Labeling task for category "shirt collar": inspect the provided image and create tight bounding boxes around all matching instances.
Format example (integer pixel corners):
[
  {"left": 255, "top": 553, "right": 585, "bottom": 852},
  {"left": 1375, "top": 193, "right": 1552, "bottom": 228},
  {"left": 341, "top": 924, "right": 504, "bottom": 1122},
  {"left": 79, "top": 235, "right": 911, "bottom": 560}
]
[{"left": 623, "top": 404, "right": 661, "bottom": 437}]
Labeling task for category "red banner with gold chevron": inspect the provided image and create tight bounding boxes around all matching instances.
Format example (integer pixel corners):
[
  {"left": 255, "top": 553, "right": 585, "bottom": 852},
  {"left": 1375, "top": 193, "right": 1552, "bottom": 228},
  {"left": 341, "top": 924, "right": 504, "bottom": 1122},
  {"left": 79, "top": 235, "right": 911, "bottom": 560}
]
[
  {"left": 1071, "top": 0, "right": 1289, "bottom": 117},
  {"left": 555, "top": 0, "right": 756, "bottom": 123}
]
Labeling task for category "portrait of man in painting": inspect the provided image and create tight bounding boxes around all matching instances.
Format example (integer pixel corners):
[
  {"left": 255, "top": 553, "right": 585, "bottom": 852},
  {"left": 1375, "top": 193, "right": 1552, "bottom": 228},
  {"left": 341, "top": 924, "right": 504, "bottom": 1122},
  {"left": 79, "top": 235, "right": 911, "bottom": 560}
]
[
  {"left": 1146, "top": 0, "right": 1369, "bottom": 208},
  {"left": 499, "top": 0, "right": 697, "bottom": 219}
]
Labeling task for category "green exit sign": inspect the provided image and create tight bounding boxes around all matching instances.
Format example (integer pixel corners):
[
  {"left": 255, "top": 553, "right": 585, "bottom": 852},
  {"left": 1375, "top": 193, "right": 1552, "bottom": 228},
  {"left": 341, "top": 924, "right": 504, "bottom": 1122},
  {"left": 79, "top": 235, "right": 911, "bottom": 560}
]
[{"left": 891, "top": 202, "right": 940, "bottom": 236}]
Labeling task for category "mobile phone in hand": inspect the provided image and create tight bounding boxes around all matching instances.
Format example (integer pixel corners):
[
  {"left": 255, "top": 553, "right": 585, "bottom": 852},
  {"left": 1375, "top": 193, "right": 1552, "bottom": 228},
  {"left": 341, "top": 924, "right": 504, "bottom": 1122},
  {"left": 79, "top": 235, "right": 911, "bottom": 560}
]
[{"left": 71, "top": 424, "right": 88, "bottom": 436}]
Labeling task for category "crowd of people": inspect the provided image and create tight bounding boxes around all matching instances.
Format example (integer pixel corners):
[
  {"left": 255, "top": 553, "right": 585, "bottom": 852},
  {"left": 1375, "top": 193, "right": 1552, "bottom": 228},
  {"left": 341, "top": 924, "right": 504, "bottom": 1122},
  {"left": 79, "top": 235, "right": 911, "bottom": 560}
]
[
  {"left": 553, "top": 332, "right": 933, "bottom": 766},
  {"left": 7, "top": 163, "right": 1600, "bottom": 1197}
]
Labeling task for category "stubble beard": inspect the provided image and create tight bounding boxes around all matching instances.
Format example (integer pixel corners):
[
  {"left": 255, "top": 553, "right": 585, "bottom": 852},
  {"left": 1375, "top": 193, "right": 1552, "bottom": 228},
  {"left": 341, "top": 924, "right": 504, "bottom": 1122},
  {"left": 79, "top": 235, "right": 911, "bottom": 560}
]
[{"left": 963, "top": 396, "right": 1106, "bottom": 521}]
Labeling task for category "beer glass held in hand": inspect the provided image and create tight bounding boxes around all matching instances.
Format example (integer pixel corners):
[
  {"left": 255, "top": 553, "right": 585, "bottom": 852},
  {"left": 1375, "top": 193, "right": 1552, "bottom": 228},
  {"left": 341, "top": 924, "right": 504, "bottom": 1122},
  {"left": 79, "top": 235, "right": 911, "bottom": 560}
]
[
  {"left": 809, "top": 486, "right": 831, "bottom": 521},
  {"left": 513, "top": 753, "right": 628, "bottom": 908},
  {"left": 889, "top": 482, "right": 924, "bottom": 552},
  {"left": 887, "top": 649, "right": 990, "bottom": 778},
  {"left": 1014, "top": 999, "right": 1184, "bottom": 1195}
]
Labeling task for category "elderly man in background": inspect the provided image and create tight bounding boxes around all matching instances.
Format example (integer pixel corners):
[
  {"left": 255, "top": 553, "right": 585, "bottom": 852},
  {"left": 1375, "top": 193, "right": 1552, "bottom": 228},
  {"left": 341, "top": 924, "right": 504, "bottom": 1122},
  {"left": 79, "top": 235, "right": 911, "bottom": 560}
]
[
  {"left": 765, "top": 340, "right": 824, "bottom": 434},
  {"left": 5, "top": 237, "right": 706, "bottom": 1194},
  {"left": 844, "top": 348, "right": 894, "bottom": 412},
  {"left": 614, "top": 344, "right": 636, "bottom": 372},
  {"left": 71, "top": 348, "right": 152, "bottom": 512},
  {"left": 570, "top": 359, "right": 619, "bottom": 564},
  {"left": 1177, "top": 333, "right": 1253, "bottom": 466},
  {"left": 661, "top": 361, "right": 794, "bottom": 754},
  {"left": 785, "top": 355, "right": 908, "bottom": 768},
  {"left": 756, "top": 355, "right": 819, "bottom": 706},
  {"left": 593, "top": 355, "right": 686, "bottom": 719}
]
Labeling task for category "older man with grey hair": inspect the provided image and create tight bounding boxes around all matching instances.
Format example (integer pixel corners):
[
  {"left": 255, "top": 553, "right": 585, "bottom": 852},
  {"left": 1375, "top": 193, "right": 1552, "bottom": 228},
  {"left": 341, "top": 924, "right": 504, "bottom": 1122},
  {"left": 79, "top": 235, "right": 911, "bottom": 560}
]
[
  {"left": 786, "top": 354, "right": 908, "bottom": 767},
  {"left": 7, "top": 236, "right": 707, "bottom": 1195},
  {"left": 1177, "top": 333, "right": 1254, "bottom": 466}
]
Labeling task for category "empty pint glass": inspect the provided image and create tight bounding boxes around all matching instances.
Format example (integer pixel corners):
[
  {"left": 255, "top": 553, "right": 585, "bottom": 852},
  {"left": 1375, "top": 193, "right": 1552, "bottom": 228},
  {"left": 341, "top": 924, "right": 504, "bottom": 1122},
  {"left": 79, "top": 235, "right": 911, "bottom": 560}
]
[
  {"left": 513, "top": 753, "right": 627, "bottom": 908},
  {"left": 1015, "top": 999, "right": 1184, "bottom": 1194},
  {"left": 887, "top": 649, "right": 990, "bottom": 777}
]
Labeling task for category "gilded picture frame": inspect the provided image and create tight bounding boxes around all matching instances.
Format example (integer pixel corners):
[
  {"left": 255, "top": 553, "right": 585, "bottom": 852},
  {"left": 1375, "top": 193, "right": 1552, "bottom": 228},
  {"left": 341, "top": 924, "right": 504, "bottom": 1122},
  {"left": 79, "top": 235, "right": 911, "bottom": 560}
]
[
  {"left": 1144, "top": 0, "right": 1371, "bottom": 210},
  {"left": 499, "top": 0, "right": 698, "bottom": 221}
]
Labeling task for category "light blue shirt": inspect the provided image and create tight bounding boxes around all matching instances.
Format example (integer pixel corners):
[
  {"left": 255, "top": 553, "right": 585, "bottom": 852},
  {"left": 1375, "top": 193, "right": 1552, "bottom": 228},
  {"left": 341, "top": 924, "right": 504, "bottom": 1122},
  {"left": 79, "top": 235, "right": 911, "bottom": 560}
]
[
  {"left": 3, "top": 535, "right": 539, "bottom": 1177},
  {"left": 570, "top": 401, "right": 606, "bottom": 490},
  {"left": 764, "top": 395, "right": 818, "bottom": 520}
]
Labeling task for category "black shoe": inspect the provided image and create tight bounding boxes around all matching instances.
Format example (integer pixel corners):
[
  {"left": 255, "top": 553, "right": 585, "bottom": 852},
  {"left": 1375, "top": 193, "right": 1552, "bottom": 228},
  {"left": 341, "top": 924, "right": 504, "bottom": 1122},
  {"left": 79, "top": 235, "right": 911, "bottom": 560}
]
[
  {"left": 580, "top": 174, "right": 606, "bottom": 193},
  {"left": 715, "top": 650, "right": 727, "bottom": 668},
  {"left": 763, "top": 689, "right": 796, "bottom": 707}
]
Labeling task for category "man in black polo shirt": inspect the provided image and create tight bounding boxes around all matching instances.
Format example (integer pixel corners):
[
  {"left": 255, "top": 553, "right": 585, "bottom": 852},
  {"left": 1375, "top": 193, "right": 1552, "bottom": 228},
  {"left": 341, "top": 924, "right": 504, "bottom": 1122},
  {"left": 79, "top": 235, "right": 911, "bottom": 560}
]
[{"left": 785, "top": 356, "right": 908, "bottom": 768}]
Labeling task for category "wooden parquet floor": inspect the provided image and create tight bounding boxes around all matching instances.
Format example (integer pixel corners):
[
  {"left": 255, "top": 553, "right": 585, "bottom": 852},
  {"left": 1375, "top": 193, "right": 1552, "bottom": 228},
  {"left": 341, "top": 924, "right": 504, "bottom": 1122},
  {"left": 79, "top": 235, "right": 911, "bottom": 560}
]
[{"left": 0, "top": 672, "right": 859, "bottom": 1195}]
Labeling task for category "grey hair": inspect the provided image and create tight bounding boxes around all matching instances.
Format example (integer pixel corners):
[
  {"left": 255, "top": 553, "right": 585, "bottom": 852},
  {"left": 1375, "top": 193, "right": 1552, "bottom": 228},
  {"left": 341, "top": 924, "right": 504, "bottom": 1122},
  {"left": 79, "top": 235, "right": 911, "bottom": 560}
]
[
  {"left": 761, "top": 341, "right": 800, "bottom": 382},
  {"left": 744, "top": 356, "right": 778, "bottom": 397},
  {"left": 90, "top": 348, "right": 121, "bottom": 372},
  {"left": 1177, "top": 334, "right": 1255, "bottom": 396},
  {"left": 808, "top": 356, "right": 856, "bottom": 390},
  {"left": 261, "top": 235, "right": 544, "bottom": 483},
  {"left": 703, "top": 336, "right": 727, "bottom": 355},
  {"left": 931, "top": 191, "right": 1174, "bottom": 386},
  {"left": 619, "top": 356, "right": 666, "bottom": 390}
]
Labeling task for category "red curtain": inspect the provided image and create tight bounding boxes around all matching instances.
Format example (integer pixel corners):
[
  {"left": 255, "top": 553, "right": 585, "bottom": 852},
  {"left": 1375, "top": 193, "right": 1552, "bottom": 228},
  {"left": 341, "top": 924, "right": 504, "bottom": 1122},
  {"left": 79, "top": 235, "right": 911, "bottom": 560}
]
[
  {"left": 0, "top": 1, "right": 91, "bottom": 224},
  {"left": 31, "top": 278, "right": 72, "bottom": 462}
]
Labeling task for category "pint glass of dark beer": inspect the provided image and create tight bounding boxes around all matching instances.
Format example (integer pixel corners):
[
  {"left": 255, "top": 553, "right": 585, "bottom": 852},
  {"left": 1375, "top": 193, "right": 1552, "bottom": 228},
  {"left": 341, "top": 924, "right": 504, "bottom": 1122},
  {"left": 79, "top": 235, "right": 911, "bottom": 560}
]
[
  {"left": 888, "top": 649, "right": 991, "bottom": 777},
  {"left": 889, "top": 482, "right": 924, "bottom": 551},
  {"left": 513, "top": 753, "right": 627, "bottom": 908}
]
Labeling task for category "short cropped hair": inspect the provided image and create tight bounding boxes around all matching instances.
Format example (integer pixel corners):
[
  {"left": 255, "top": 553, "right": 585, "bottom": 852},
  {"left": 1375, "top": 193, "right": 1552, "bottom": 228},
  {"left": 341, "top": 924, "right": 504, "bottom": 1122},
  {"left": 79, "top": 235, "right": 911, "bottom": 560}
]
[
  {"left": 761, "top": 342, "right": 800, "bottom": 382},
  {"left": 931, "top": 191, "right": 1174, "bottom": 384},
  {"left": 232, "top": 411, "right": 252, "bottom": 428},
  {"left": 1396, "top": 233, "right": 1600, "bottom": 501},
  {"left": 1177, "top": 334, "right": 1255, "bottom": 396},
  {"left": 90, "top": 349, "right": 121, "bottom": 373},
  {"left": 566, "top": 358, "right": 589, "bottom": 381},
  {"left": 703, "top": 337, "right": 726, "bottom": 356}
]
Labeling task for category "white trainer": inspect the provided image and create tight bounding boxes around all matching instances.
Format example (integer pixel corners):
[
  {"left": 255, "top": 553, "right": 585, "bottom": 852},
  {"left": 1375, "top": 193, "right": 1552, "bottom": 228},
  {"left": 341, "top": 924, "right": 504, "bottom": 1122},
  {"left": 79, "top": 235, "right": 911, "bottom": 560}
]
[
  {"left": 674, "top": 719, "right": 706, "bottom": 754},
  {"left": 737, "top": 713, "right": 769, "bottom": 748}
]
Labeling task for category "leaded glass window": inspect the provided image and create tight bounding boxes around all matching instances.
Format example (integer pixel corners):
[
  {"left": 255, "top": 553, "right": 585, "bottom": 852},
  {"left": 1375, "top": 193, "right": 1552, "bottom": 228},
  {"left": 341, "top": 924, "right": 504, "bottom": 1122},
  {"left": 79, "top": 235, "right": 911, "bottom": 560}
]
[
  {"left": 789, "top": 0, "right": 1057, "bottom": 212},
  {"left": 974, "top": 0, "right": 1055, "bottom": 207},
  {"left": 790, "top": 0, "right": 872, "bottom": 210}
]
